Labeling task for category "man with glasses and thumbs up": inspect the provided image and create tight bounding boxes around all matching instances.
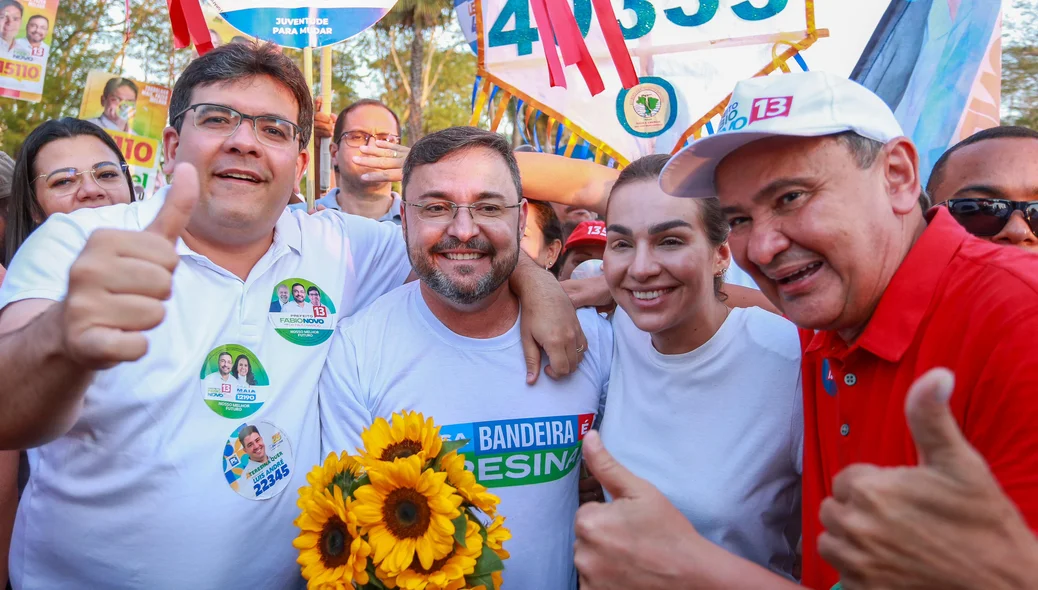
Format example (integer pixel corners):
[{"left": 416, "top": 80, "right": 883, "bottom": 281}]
[{"left": 0, "top": 42, "right": 583, "bottom": 589}]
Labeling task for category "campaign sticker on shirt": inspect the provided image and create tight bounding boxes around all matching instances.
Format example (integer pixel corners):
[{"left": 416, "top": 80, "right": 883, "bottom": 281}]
[
  {"left": 222, "top": 421, "right": 294, "bottom": 501},
  {"left": 267, "top": 278, "right": 337, "bottom": 346},
  {"left": 199, "top": 345, "right": 271, "bottom": 419}
]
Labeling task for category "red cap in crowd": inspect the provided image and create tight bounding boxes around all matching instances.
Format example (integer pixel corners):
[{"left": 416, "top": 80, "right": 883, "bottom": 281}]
[{"left": 564, "top": 220, "right": 607, "bottom": 252}]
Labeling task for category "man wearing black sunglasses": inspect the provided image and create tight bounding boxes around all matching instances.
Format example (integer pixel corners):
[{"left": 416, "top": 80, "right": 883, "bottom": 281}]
[
  {"left": 928, "top": 125, "right": 1038, "bottom": 252},
  {"left": 291, "top": 99, "right": 407, "bottom": 223}
]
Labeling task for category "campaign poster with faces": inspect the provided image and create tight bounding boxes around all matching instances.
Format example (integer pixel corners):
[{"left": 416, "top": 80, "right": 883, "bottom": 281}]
[
  {"left": 78, "top": 70, "right": 171, "bottom": 197},
  {"left": 0, "top": 0, "right": 60, "bottom": 103}
]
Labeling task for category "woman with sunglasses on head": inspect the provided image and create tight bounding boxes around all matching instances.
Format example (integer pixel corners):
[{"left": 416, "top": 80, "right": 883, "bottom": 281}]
[{"left": 4, "top": 118, "right": 135, "bottom": 267}]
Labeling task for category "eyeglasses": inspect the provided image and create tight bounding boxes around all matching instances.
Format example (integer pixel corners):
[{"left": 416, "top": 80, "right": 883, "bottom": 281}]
[
  {"left": 336, "top": 130, "right": 401, "bottom": 148},
  {"left": 942, "top": 198, "right": 1038, "bottom": 237},
  {"left": 404, "top": 200, "right": 523, "bottom": 223},
  {"left": 172, "top": 103, "right": 303, "bottom": 149},
  {"left": 33, "top": 161, "right": 130, "bottom": 197}
]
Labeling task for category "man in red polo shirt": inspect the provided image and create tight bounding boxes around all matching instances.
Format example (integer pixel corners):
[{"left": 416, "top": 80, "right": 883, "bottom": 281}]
[{"left": 573, "top": 71, "right": 1038, "bottom": 589}]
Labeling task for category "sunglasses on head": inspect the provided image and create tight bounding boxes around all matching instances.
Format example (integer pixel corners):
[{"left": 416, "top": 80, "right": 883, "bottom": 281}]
[{"left": 942, "top": 198, "right": 1038, "bottom": 237}]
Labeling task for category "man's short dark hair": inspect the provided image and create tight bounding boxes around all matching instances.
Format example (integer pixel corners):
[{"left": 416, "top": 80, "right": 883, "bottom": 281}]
[
  {"left": 0, "top": 0, "right": 23, "bottom": 17},
  {"left": 27, "top": 14, "right": 47, "bottom": 28},
  {"left": 218, "top": 351, "right": 232, "bottom": 361},
  {"left": 332, "top": 99, "right": 401, "bottom": 143},
  {"left": 927, "top": 125, "right": 1038, "bottom": 195},
  {"left": 307, "top": 286, "right": 320, "bottom": 295},
  {"left": 237, "top": 425, "right": 260, "bottom": 445},
  {"left": 102, "top": 77, "right": 138, "bottom": 101},
  {"left": 169, "top": 42, "right": 313, "bottom": 147},
  {"left": 402, "top": 127, "right": 522, "bottom": 202},
  {"left": 833, "top": 131, "right": 931, "bottom": 211},
  {"left": 291, "top": 282, "right": 305, "bottom": 292}
]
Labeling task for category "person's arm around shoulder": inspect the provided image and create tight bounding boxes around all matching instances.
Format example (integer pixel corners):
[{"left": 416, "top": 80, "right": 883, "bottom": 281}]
[
  {"left": 0, "top": 165, "right": 198, "bottom": 450},
  {"left": 0, "top": 449, "right": 18, "bottom": 587},
  {"left": 337, "top": 211, "right": 413, "bottom": 312},
  {"left": 515, "top": 152, "right": 616, "bottom": 216},
  {"left": 510, "top": 253, "right": 588, "bottom": 384}
]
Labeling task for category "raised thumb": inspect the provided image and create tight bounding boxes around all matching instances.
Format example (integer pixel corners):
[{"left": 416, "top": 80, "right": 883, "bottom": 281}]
[
  {"left": 583, "top": 430, "right": 650, "bottom": 500},
  {"left": 146, "top": 163, "right": 198, "bottom": 243},
  {"left": 905, "top": 367, "right": 967, "bottom": 470}
]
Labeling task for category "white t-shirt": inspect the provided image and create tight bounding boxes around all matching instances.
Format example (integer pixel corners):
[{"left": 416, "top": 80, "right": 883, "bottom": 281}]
[
  {"left": 599, "top": 306, "right": 803, "bottom": 580},
  {"left": 0, "top": 187, "right": 411, "bottom": 589},
  {"left": 320, "top": 282, "right": 612, "bottom": 590},
  {"left": 281, "top": 300, "right": 314, "bottom": 315}
]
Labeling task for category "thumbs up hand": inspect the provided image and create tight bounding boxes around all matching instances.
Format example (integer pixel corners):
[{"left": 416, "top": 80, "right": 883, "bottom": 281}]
[
  {"left": 62, "top": 163, "right": 198, "bottom": 369},
  {"left": 573, "top": 431, "right": 707, "bottom": 589},
  {"left": 818, "top": 368, "right": 1038, "bottom": 590}
]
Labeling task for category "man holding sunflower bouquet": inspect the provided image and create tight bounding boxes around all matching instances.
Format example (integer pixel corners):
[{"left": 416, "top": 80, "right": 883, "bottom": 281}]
[{"left": 319, "top": 127, "right": 612, "bottom": 589}]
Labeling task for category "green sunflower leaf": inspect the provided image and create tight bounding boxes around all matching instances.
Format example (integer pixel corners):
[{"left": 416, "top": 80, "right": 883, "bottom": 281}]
[
  {"left": 465, "top": 573, "right": 496, "bottom": 589},
  {"left": 437, "top": 438, "right": 469, "bottom": 461},
  {"left": 452, "top": 512, "right": 469, "bottom": 547},
  {"left": 360, "top": 561, "right": 389, "bottom": 589},
  {"left": 348, "top": 473, "right": 371, "bottom": 496},
  {"left": 471, "top": 544, "right": 505, "bottom": 575}
]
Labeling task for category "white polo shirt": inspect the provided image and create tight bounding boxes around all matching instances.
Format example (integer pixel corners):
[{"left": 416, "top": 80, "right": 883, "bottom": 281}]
[{"left": 0, "top": 187, "right": 411, "bottom": 589}]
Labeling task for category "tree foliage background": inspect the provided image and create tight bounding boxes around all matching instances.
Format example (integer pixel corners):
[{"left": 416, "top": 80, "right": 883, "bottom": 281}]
[
  {"left": 0, "top": 0, "right": 474, "bottom": 155},
  {"left": 1003, "top": 0, "right": 1038, "bottom": 128}
]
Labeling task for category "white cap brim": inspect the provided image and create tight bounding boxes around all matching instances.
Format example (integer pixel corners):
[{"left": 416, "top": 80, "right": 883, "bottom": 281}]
[{"left": 659, "top": 131, "right": 779, "bottom": 199}]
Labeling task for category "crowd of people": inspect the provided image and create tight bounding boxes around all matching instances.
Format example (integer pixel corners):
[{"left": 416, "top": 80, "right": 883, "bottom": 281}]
[{"left": 0, "top": 40, "right": 1035, "bottom": 589}]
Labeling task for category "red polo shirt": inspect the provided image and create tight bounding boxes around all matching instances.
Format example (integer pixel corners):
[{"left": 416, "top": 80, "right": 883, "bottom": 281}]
[{"left": 800, "top": 207, "right": 1038, "bottom": 590}]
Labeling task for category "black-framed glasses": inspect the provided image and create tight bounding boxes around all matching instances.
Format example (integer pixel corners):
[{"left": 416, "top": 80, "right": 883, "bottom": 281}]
[
  {"left": 172, "top": 103, "right": 303, "bottom": 149},
  {"left": 336, "top": 130, "right": 401, "bottom": 148},
  {"left": 32, "top": 161, "right": 130, "bottom": 197},
  {"left": 404, "top": 200, "right": 523, "bottom": 223},
  {"left": 942, "top": 198, "right": 1038, "bottom": 237}
]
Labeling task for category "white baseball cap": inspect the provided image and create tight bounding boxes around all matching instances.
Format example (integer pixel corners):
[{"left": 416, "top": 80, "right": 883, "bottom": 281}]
[{"left": 659, "top": 71, "right": 904, "bottom": 199}]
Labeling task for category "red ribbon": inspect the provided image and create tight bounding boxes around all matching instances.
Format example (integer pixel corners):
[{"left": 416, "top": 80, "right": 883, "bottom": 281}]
[
  {"left": 591, "top": 0, "right": 638, "bottom": 89},
  {"left": 533, "top": 0, "right": 637, "bottom": 96},
  {"left": 167, "top": 0, "right": 214, "bottom": 55},
  {"left": 529, "top": 0, "right": 567, "bottom": 88}
]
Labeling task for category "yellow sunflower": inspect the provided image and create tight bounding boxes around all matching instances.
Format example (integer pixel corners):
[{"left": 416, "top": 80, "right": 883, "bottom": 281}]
[
  {"left": 353, "top": 454, "right": 463, "bottom": 576},
  {"left": 441, "top": 451, "right": 500, "bottom": 516},
  {"left": 293, "top": 485, "right": 371, "bottom": 588},
  {"left": 298, "top": 451, "right": 364, "bottom": 506},
  {"left": 376, "top": 517, "right": 483, "bottom": 590},
  {"left": 361, "top": 411, "right": 443, "bottom": 468},
  {"left": 484, "top": 515, "right": 511, "bottom": 560}
]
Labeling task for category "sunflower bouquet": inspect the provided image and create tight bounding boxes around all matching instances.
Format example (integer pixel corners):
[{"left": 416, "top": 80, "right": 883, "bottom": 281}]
[{"left": 294, "top": 411, "right": 511, "bottom": 590}]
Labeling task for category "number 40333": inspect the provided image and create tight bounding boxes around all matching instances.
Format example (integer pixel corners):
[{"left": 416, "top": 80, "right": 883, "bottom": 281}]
[{"left": 488, "top": 0, "right": 789, "bottom": 56}]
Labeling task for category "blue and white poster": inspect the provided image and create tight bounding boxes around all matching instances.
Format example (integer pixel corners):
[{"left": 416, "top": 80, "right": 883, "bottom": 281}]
[
  {"left": 454, "top": 0, "right": 477, "bottom": 54},
  {"left": 208, "top": 0, "right": 398, "bottom": 49}
]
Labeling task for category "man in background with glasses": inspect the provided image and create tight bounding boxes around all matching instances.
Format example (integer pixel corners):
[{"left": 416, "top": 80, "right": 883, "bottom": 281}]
[
  {"left": 292, "top": 99, "right": 407, "bottom": 223},
  {"left": 928, "top": 125, "right": 1038, "bottom": 253},
  {"left": 321, "top": 127, "right": 611, "bottom": 589}
]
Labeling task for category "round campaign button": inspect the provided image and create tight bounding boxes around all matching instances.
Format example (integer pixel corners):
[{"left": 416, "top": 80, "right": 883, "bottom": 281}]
[
  {"left": 268, "top": 278, "right": 337, "bottom": 346},
  {"left": 222, "top": 421, "right": 295, "bottom": 501},
  {"left": 616, "top": 76, "right": 678, "bottom": 139},
  {"left": 199, "top": 345, "right": 270, "bottom": 419}
]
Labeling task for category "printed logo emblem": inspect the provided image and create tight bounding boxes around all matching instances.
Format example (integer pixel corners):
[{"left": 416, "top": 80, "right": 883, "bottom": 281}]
[
  {"left": 822, "top": 359, "right": 837, "bottom": 397},
  {"left": 750, "top": 96, "right": 793, "bottom": 123},
  {"left": 439, "top": 414, "right": 595, "bottom": 488},
  {"left": 221, "top": 421, "right": 294, "bottom": 501}
]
